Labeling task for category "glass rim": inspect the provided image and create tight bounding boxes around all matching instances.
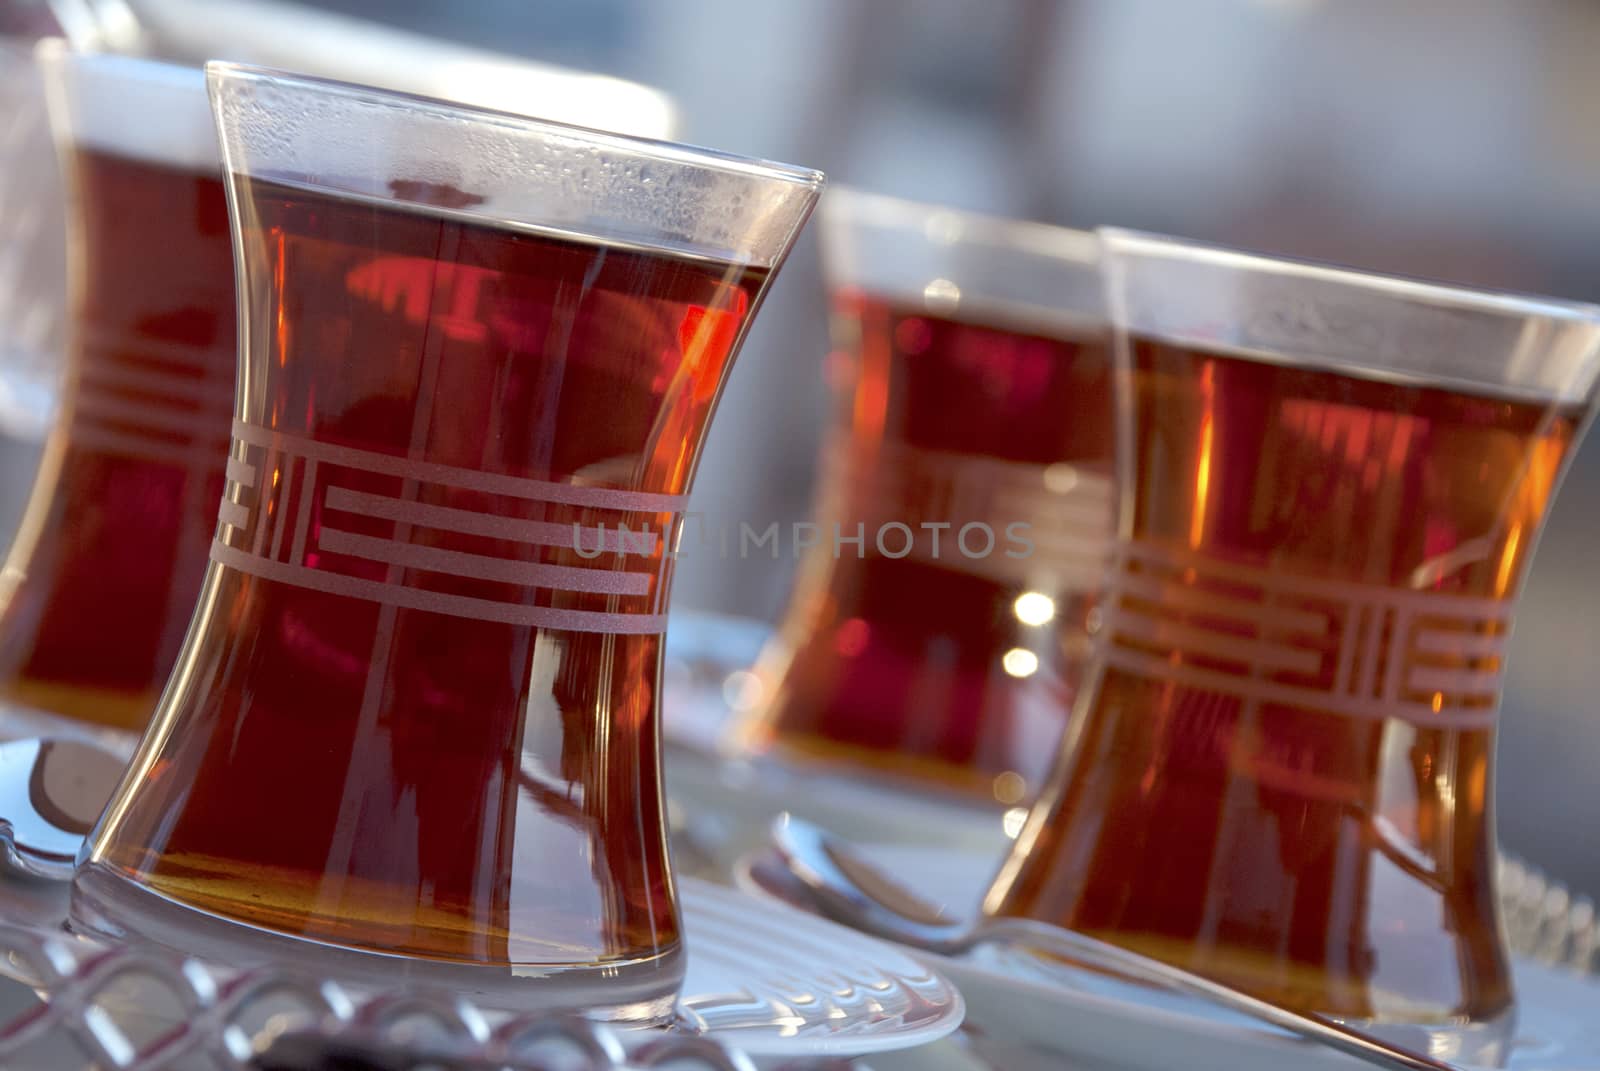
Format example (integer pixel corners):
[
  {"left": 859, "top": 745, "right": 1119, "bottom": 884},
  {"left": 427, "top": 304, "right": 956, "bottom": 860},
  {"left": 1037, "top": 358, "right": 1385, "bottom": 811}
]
[
  {"left": 204, "top": 60, "right": 825, "bottom": 192},
  {"left": 35, "top": 40, "right": 218, "bottom": 175},
  {"left": 1100, "top": 227, "right": 1600, "bottom": 326},
  {"left": 827, "top": 185, "right": 1098, "bottom": 264},
  {"left": 34, "top": 39, "right": 202, "bottom": 89}
]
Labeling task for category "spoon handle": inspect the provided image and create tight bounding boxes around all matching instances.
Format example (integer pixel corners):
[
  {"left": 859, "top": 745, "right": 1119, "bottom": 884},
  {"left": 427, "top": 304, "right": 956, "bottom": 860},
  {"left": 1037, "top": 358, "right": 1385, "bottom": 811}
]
[{"left": 985, "top": 917, "right": 1464, "bottom": 1071}]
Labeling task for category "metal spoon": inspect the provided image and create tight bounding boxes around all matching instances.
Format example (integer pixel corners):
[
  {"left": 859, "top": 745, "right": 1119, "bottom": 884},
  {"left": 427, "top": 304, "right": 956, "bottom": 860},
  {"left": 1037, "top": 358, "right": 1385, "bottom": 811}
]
[
  {"left": 0, "top": 737, "right": 124, "bottom": 881},
  {"left": 753, "top": 814, "right": 1466, "bottom": 1071}
]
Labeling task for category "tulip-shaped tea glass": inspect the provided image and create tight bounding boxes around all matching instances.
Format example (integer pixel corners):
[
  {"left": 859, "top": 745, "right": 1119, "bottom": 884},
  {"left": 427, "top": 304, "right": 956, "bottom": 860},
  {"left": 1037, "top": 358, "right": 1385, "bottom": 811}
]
[
  {"left": 0, "top": 45, "right": 232, "bottom": 746},
  {"left": 732, "top": 190, "right": 1112, "bottom": 805},
  {"left": 73, "top": 64, "right": 822, "bottom": 1019},
  {"left": 984, "top": 231, "right": 1600, "bottom": 1063},
  {"left": 0, "top": 36, "right": 66, "bottom": 442}
]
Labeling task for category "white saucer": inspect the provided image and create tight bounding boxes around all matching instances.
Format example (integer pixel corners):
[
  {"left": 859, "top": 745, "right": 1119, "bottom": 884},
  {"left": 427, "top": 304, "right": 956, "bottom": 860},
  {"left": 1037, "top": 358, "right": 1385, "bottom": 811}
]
[
  {"left": 662, "top": 612, "right": 1015, "bottom": 871},
  {"left": 764, "top": 841, "right": 1600, "bottom": 1071},
  {"left": 0, "top": 874, "right": 963, "bottom": 1063},
  {"left": 0, "top": 701, "right": 139, "bottom": 757},
  {"left": 676, "top": 876, "right": 963, "bottom": 1057}
]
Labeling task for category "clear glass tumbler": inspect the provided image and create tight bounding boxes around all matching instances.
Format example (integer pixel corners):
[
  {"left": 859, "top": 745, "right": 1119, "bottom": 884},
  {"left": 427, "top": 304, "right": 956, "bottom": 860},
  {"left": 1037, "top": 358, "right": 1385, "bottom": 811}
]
[
  {"left": 0, "top": 45, "right": 231, "bottom": 748},
  {"left": 73, "top": 63, "right": 822, "bottom": 1021},
  {"left": 734, "top": 189, "right": 1111, "bottom": 807},
  {"left": 985, "top": 230, "right": 1600, "bottom": 1063}
]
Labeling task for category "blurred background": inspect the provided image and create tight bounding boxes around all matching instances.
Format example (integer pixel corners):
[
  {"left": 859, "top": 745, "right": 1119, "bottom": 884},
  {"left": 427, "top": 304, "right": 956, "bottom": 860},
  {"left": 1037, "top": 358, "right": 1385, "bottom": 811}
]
[{"left": 2, "top": 0, "right": 1598, "bottom": 889}]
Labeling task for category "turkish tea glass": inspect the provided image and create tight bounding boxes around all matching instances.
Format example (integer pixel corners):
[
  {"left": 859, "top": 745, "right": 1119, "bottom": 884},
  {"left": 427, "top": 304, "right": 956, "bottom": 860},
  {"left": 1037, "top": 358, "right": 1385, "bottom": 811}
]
[
  {"left": 0, "top": 36, "right": 65, "bottom": 443},
  {"left": 73, "top": 63, "right": 822, "bottom": 1021},
  {"left": 732, "top": 189, "right": 1112, "bottom": 806},
  {"left": 0, "top": 45, "right": 231, "bottom": 749},
  {"left": 984, "top": 230, "right": 1600, "bottom": 1064}
]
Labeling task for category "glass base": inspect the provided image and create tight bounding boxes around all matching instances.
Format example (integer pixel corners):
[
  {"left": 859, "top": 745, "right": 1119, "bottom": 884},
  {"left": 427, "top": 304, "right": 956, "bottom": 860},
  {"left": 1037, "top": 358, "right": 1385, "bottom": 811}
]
[
  {"left": 70, "top": 861, "right": 684, "bottom": 1025},
  {"left": 1342, "top": 1008, "right": 1516, "bottom": 1069}
]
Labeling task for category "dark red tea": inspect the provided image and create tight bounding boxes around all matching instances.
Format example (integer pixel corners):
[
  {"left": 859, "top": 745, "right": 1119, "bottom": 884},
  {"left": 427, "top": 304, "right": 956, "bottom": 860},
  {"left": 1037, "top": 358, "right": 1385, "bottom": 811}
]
[
  {"left": 986, "top": 337, "right": 1580, "bottom": 1022},
  {"left": 0, "top": 148, "right": 234, "bottom": 731},
  {"left": 740, "top": 291, "right": 1113, "bottom": 800},
  {"left": 89, "top": 176, "right": 766, "bottom": 966}
]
